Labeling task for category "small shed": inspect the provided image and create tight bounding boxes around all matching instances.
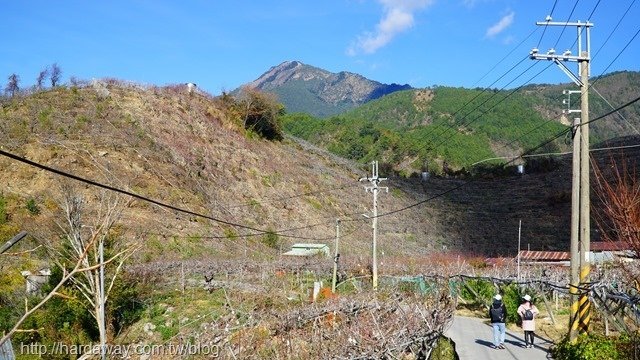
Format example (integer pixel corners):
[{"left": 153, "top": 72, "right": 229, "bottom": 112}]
[
  {"left": 283, "top": 243, "right": 330, "bottom": 257},
  {"left": 518, "top": 250, "right": 570, "bottom": 267},
  {"left": 20, "top": 269, "right": 51, "bottom": 294}
]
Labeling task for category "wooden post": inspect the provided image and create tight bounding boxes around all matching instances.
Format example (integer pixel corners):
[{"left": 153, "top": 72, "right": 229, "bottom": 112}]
[{"left": 539, "top": 288, "right": 556, "bottom": 325}]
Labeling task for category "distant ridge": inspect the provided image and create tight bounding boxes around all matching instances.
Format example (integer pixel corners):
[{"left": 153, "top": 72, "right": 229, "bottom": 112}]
[{"left": 238, "top": 60, "right": 412, "bottom": 117}]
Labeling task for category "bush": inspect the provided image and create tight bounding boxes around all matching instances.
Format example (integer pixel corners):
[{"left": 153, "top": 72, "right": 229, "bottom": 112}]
[
  {"left": 261, "top": 230, "right": 280, "bottom": 249},
  {"left": 501, "top": 284, "right": 524, "bottom": 324},
  {"left": 26, "top": 198, "right": 40, "bottom": 215},
  {"left": 234, "top": 88, "right": 284, "bottom": 141},
  {"left": 0, "top": 193, "right": 7, "bottom": 224},
  {"left": 551, "top": 333, "right": 634, "bottom": 360}
]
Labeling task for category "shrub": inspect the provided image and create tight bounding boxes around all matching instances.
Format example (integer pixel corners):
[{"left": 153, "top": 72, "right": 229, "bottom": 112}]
[
  {"left": 551, "top": 333, "right": 630, "bottom": 360},
  {"left": 0, "top": 194, "right": 6, "bottom": 224},
  {"left": 261, "top": 230, "right": 280, "bottom": 249},
  {"left": 25, "top": 198, "right": 40, "bottom": 215},
  {"left": 235, "top": 88, "right": 284, "bottom": 141},
  {"left": 501, "top": 284, "right": 524, "bottom": 324}
]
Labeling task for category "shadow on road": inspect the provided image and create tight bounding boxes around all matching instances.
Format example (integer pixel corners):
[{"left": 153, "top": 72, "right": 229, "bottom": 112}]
[
  {"left": 474, "top": 339, "right": 495, "bottom": 348},
  {"left": 505, "top": 339, "right": 526, "bottom": 348}
]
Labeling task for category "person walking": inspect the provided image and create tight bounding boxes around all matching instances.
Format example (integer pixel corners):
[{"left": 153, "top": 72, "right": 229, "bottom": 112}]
[
  {"left": 488, "top": 294, "right": 507, "bottom": 349},
  {"left": 517, "top": 294, "right": 539, "bottom": 348}
]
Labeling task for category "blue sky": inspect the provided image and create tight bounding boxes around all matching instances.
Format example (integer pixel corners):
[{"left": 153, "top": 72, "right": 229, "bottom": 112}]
[{"left": 2, "top": 0, "right": 639, "bottom": 95}]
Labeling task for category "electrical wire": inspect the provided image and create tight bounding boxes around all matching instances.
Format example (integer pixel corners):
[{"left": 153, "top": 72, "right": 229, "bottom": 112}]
[
  {"left": 592, "top": 25, "right": 640, "bottom": 82},
  {"left": 408, "top": 56, "right": 531, "bottom": 151},
  {"left": 0, "top": 148, "right": 345, "bottom": 241},
  {"left": 471, "top": 28, "right": 540, "bottom": 88},
  {"left": 537, "top": 0, "right": 560, "bottom": 48},
  {"left": 372, "top": 95, "right": 640, "bottom": 219},
  {"left": 225, "top": 181, "right": 360, "bottom": 209},
  {"left": 552, "top": 0, "right": 581, "bottom": 49},
  {"left": 427, "top": 62, "right": 552, "bottom": 154},
  {"left": 591, "top": 0, "right": 637, "bottom": 61}
]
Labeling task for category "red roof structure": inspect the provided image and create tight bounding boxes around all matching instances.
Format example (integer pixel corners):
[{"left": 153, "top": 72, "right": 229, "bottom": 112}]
[{"left": 518, "top": 250, "right": 570, "bottom": 261}]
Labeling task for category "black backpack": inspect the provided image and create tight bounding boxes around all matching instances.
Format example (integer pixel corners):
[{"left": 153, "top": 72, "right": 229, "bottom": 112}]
[
  {"left": 490, "top": 304, "right": 504, "bottom": 322},
  {"left": 523, "top": 308, "right": 534, "bottom": 320}
]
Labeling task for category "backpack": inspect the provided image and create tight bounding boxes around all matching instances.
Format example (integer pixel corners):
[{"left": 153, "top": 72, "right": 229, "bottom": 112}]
[
  {"left": 523, "top": 308, "right": 534, "bottom": 321},
  {"left": 490, "top": 304, "right": 504, "bottom": 322}
]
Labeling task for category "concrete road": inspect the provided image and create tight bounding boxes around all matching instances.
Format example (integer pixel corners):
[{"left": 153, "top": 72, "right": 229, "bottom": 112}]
[{"left": 444, "top": 316, "right": 554, "bottom": 359}]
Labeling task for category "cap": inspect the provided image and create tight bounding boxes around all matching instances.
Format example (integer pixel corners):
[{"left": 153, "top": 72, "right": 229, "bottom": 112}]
[
  {"left": 523, "top": 294, "right": 531, "bottom": 301},
  {"left": 494, "top": 294, "right": 502, "bottom": 301}
]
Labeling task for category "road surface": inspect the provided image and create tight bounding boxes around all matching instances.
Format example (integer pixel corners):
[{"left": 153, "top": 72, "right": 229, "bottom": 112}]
[{"left": 444, "top": 316, "right": 554, "bottom": 359}]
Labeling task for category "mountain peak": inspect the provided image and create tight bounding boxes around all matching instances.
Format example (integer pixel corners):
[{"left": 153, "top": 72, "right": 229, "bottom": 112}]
[{"left": 242, "top": 61, "right": 412, "bottom": 117}]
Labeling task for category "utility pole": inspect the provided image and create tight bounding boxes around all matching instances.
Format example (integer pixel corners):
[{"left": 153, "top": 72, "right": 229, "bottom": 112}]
[
  {"left": 99, "top": 239, "right": 106, "bottom": 360},
  {"left": 331, "top": 219, "right": 340, "bottom": 293},
  {"left": 570, "top": 115, "right": 582, "bottom": 341},
  {"left": 530, "top": 18, "right": 592, "bottom": 342},
  {"left": 359, "top": 161, "right": 388, "bottom": 291},
  {"left": 517, "top": 219, "right": 522, "bottom": 282},
  {"left": 578, "top": 46, "right": 591, "bottom": 337}
]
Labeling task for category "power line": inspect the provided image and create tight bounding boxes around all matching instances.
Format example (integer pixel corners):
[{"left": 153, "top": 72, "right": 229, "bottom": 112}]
[
  {"left": 427, "top": 62, "right": 552, "bottom": 154},
  {"left": 372, "top": 95, "right": 640, "bottom": 219},
  {"left": 591, "top": 0, "right": 637, "bottom": 61},
  {"left": 471, "top": 28, "right": 540, "bottom": 88},
  {"left": 0, "top": 149, "right": 340, "bottom": 240},
  {"left": 225, "top": 181, "right": 360, "bottom": 209},
  {"left": 471, "top": 141, "right": 640, "bottom": 166},
  {"left": 590, "top": 85, "right": 640, "bottom": 135},
  {"left": 412, "top": 56, "right": 531, "bottom": 151},
  {"left": 592, "top": 25, "right": 640, "bottom": 83},
  {"left": 587, "top": 0, "right": 601, "bottom": 20},
  {"left": 581, "top": 94, "right": 640, "bottom": 128},
  {"left": 553, "top": 0, "right": 581, "bottom": 49},
  {"left": 537, "top": 0, "right": 560, "bottom": 48}
]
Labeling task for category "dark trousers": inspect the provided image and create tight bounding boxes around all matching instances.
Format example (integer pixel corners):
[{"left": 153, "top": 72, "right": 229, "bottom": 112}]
[{"left": 524, "top": 330, "right": 535, "bottom": 345}]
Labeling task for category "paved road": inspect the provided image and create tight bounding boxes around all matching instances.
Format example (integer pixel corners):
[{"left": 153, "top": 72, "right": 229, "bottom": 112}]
[{"left": 444, "top": 316, "right": 554, "bottom": 359}]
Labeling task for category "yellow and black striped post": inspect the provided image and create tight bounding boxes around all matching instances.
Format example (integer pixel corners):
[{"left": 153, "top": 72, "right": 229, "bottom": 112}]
[
  {"left": 569, "top": 283, "right": 580, "bottom": 341},
  {"left": 578, "top": 264, "right": 591, "bottom": 334}
]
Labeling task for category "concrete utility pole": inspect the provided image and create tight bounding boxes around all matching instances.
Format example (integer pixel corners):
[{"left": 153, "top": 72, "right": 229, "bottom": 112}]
[
  {"left": 517, "top": 219, "right": 522, "bottom": 282},
  {"left": 331, "top": 219, "right": 340, "bottom": 293},
  {"left": 530, "top": 18, "right": 592, "bottom": 342},
  {"left": 99, "top": 239, "right": 106, "bottom": 360},
  {"left": 359, "top": 161, "right": 388, "bottom": 290}
]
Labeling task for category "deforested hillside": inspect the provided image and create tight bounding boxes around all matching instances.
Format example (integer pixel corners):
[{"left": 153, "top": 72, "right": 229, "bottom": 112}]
[
  {"left": 0, "top": 81, "right": 458, "bottom": 357},
  {"left": 0, "top": 81, "right": 444, "bottom": 263}
]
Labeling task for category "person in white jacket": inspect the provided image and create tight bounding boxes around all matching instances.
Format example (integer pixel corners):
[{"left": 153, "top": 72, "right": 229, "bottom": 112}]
[{"left": 517, "top": 294, "right": 540, "bottom": 348}]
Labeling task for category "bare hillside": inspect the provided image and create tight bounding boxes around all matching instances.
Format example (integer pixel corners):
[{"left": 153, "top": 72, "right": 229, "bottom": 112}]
[{"left": 0, "top": 82, "right": 440, "bottom": 263}]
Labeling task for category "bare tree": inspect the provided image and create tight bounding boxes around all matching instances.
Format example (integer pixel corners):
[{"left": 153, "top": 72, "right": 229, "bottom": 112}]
[
  {"left": 50, "top": 63, "right": 62, "bottom": 87},
  {"left": 5, "top": 73, "right": 20, "bottom": 97},
  {"left": 593, "top": 156, "right": 640, "bottom": 289},
  {"left": 36, "top": 68, "right": 49, "bottom": 90},
  {"left": 0, "top": 229, "right": 120, "bottom": 348},
  {"left": 52, "top": 184, "right": 136, "bottom": 351},
  {"left": 593, "top": 157, "right": 640, "bottom": 253}
]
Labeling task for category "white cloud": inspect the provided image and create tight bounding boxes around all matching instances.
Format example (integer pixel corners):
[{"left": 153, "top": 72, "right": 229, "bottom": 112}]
[
  {"left": 347, "top": 0, "right": 434, "bottom": 56},
  {"left": 485, "top": 11, "right": 514, "bottom": 38}
]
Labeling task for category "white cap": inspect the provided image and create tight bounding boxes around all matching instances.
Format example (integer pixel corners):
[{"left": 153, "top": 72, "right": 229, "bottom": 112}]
[
  {"left": 494, "top": 294, "right": 502, "bottom": 301},
  {"left": 523, "top": 294, "right": 531, "bottom": 301}
]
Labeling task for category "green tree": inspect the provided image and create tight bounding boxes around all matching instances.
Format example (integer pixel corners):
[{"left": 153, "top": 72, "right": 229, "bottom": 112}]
[{"left": 237, "top": 87, "right": 285, "bottom": 140}]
